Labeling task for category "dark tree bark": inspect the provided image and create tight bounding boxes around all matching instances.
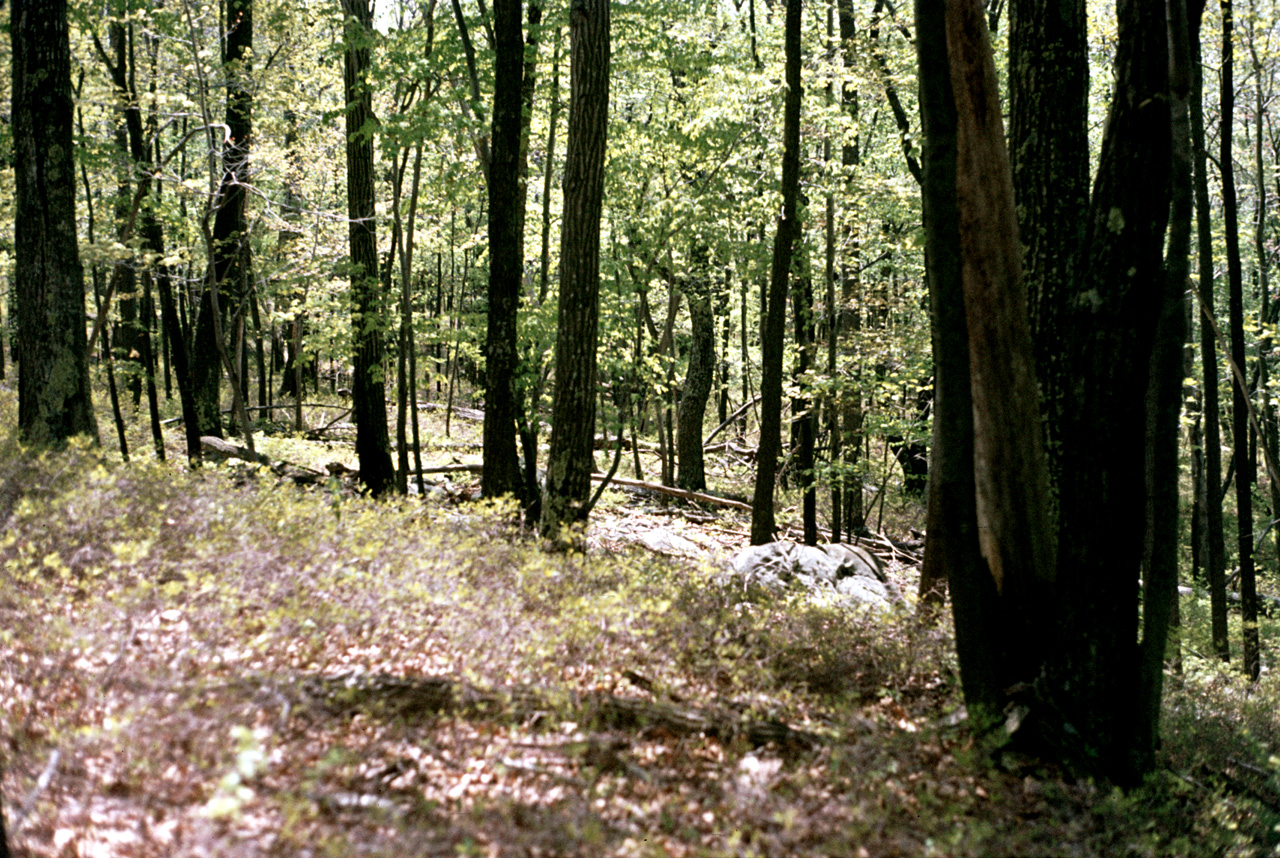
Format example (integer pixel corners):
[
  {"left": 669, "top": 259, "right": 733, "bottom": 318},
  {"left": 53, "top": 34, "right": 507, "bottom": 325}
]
[
  {"left": 106, "top": 20, "right": 144, "bottom": 409},
  {"left": 948, "top": 0, "right": 1056, "bottom": 690},
  {"left": 1189, "top": 0, "right": 1230, "bottom": 659},
  {"left": 1219, "top": 0, "right": 1260, "bottom": 680},
  {"left": 1008, "top": 0, "right": 1089, "bottom": 485},
  {"left": 791, "top": 267, "right": 818, "bottom": 545},
  {"left": 921, "top": 0, "right": 1173, "bottom": 784},
  {"left": 191, "top": 0, "right": 253, "bottom": 439},
  {"left": 837, "top": 0, "right": 865, "bottom": 538},
  {"left": 483, "top": 0, "right": 532, "bottom": 503},
  {"left": 677, "top": 262, "right": 716, "bottom": 492},
  {"left": 1043, "top": 0, "right": 1171, "bottom": 781},
  {"left": 98, "top": 16, "right": 168, "bottom": 459},
  {"left": 916, "top": 0, "right": 994, "bottom": 668},
  {"left": 751, "top": 0, "right": 802, "bottom": 545},
  {"left": 342, "top": 0, "right": 394, "bottom": 496},
  {"left": 13, "top": 0, "right": 100, "bottom": 445},
  {"left": 540, "top": 0, "right": 610, "bottom": 540},
  {"left": 1137, "top": 0, "right": 1193, "bottom": 771}
]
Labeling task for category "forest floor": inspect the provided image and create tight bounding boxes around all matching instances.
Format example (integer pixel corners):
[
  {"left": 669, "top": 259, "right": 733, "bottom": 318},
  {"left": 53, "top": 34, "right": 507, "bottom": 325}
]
[{"left": 1, "top": 392, "right": 1279, "bottom": 857}]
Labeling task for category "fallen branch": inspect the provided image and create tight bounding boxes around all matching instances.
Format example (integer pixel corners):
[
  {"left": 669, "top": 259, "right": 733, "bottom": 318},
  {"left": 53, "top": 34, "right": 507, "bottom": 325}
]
[
  {"left": 306, "top": 409, "right": 354, "bottom": 439},
  {"left": 419, "top": 402, "right": 485, "bottom": 422},
  {"left": 592, "top": 474, "right": 753, "bottom": 511},
  {"left": 200, "top": 435, "right": 272, "bottom": 466},
  {"left": 199, "top": 436, "right": 327, "bottom": 482},
  {"left": 410, "top": 463, "right": 484, "bottom": 476},
  {"left": 704, "top": 395, "right": 762, "bottom": 447}
]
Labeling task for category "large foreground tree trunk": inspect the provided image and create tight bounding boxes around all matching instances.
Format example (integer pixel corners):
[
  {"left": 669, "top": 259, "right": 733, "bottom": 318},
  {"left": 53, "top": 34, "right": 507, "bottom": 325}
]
[
  {"left": 342, "top": 0, "right": 394, "bottom": 496},
  {"left": 540, "top": 0, "right": 610, "bottom": 541},
  {"left": 750, "top": 0, "right": 802, "bottom": 545},
  {"left": 1049, "top": 0, "right": 1171, "bottom": 781},
  {"left": 920, "top": 0, "right": 1173, "bottom": 784},
  {"left": 915, "top": 0, "right": 989, "bottom": 622},
  {"left": 13, "top": 0, "right": 100, "bottom": 446},
  {"left": 947, "top": 0, "right": 1056, "bottom": 695},
  {"left": 1008, "top": 0, "right": 1089, "bottom": 489}
]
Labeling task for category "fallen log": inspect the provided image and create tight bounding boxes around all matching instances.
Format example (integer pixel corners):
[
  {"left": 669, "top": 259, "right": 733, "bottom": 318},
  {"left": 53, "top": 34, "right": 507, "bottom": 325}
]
[
  {"left": 410, "top": 463, "right": 484, "bottom": 476},
  {"left": 199, "top": 436, "right": 327, "bottom": 484},
  {"left": 419, "top": 402, "right": 485, "bottom": 422},
  {"left": 591, "top": 474, "right": 753, "bottom": 512},
  {"left": 200, "top": 435, "right": 272, "bottom": 466}
]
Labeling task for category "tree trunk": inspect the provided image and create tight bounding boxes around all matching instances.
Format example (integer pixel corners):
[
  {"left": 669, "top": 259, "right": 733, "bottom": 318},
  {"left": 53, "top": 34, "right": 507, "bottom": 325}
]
[
  {"left": 677, "top": 264, "right": 715, "bottom": 492},
  {"left": 342, "top": 0, "right": 394, "bottom": 496},
  {"left": 1046, "top": 0, "right": 1171, "bottom": 781},
  {"left": 1219, "top": 0, "right": 1261, "bottom": 680},
  {"left": 107, "top": 20, "right": 144, "bottom": 410},
  {"left": 792, "top": 266, "right": 818, "bottom": 545},
  {"left": 191, "top": 0, "right": 254, "bottom": 439},
  {"left": 837, "top": 0, "right": 865, "bottom": 538},
  {"left": 1137, "top": 0, "right": 1193, "bottom": 772},
  {"left": 13, "top": 0, "right": 100, "bottom": 446},
  {"left": 1008, "top": 0, "right": 1089, "bottom": 489},
  {"left": 751, "top": 0, "right": 802, "bottom": 545},
  {"left": 1249, "top": 31, "right": 1280, "bottom": 576},
  {"left": 1189, "top": 0, "right": 1230, "bottom": 660},
  {"left": 483, "top": 0, "right": 532, "bottom": 503},
  {"left": 915, "top": 0, "right": 994, "bottom": 673},
  {"left": 948, "top": 0, "right": 1056, "bottom": 692},
  {"left": 922, "top": 0, "right": 1173, "bottom": 784},
  {"left": 540, "top": 0, "right": 610, "bottom": 541}
]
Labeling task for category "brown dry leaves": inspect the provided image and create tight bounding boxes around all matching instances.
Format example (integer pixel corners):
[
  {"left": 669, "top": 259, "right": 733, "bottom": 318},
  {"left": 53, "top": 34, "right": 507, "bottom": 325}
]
[{"left": 0, "top": 443, "right": 1209, "bottom": 858}]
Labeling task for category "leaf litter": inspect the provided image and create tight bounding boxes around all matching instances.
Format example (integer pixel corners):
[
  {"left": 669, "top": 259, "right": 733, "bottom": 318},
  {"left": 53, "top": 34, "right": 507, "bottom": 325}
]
[{"left": 0, "top": 432, "right": 1275, "bottom": 857}]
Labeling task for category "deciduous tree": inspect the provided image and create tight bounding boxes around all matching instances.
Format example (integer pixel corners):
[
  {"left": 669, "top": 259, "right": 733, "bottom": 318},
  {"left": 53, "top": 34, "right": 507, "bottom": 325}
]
[
  {"left": 750, "top": 0, "right": 802, "bottom": 545},
  {"left": 13, "top": 0, "right": 99, "bottom": 445},
  {"left": 342, "top": 0, "right": 395, "bottom": 496},
  {"left": 541, "top": 0, "right": 610, "bottom": 540}
]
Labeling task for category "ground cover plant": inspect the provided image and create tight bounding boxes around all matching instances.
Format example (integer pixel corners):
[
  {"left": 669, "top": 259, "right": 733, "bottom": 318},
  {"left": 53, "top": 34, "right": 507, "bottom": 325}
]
[{"left": 0, "top": 390, "right": 1278, "bottom": 857}]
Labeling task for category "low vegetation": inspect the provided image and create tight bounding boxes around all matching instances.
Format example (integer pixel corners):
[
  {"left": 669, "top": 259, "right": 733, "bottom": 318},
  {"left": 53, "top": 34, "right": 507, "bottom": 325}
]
[{"left": 1, "top": 391, "right": 1278, "bottom": 857}]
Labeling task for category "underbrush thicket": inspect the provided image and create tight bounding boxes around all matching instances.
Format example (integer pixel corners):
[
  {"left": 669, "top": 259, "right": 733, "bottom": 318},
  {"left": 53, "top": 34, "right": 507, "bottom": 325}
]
[{"left": 0, "top": 423, "right": 1276, "bottom": 856}]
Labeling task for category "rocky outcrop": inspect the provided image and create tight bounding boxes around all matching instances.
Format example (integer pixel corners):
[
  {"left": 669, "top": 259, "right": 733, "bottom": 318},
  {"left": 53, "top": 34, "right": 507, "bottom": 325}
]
[{"left": 728, "top": 541, "right": 903, "bottom": 610}]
